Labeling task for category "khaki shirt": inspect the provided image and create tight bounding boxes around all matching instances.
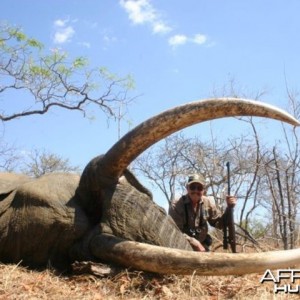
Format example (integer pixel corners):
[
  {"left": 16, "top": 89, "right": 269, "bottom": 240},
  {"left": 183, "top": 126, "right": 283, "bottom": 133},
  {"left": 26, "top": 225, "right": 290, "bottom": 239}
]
[{"left": 169, "top": 195, "right": 225, "bottom": 243}]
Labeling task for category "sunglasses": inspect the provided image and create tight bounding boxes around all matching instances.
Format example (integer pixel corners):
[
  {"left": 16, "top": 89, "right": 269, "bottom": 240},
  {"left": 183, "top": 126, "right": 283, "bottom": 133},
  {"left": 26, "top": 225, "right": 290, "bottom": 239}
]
[{"left": 189, "top": 184, "right": 204, "bottom": 191}]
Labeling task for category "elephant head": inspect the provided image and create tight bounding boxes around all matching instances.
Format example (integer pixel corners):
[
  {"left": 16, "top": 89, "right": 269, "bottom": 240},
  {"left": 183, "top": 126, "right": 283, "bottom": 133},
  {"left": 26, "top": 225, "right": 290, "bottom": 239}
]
[{"left": 0, "top": 98, "right": 299, "bottom": 276}]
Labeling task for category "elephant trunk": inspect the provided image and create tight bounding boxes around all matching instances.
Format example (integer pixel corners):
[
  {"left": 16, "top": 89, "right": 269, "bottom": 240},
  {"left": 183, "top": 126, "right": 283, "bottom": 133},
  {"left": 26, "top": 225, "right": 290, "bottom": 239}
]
[{"left": 98, "top": 172, "right": 192, "bottom": 250}]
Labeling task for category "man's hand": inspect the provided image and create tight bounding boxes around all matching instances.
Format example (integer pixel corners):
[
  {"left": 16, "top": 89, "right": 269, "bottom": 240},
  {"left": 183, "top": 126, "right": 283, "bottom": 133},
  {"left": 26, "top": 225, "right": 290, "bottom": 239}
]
[
  {"left": 184, "top": 234, "right": 206, "bottom": 252},
  {"left": 226, "top": 195, "right": 237, "bottom": 208},
  {"left": 189, "top": 237, "right": 206, "bottom": 252}
]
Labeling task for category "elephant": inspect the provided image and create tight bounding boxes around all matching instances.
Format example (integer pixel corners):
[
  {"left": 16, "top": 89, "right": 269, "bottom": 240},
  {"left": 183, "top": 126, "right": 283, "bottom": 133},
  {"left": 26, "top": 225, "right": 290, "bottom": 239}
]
[{"left": 0, "top": 98, "right": 300, "bottom": 276}]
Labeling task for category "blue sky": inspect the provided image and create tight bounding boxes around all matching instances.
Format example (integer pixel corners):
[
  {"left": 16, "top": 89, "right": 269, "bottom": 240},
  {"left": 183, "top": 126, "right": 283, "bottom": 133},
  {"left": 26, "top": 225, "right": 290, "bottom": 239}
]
[{"left": 1, "top": 1, "right": 300, "bottom": 192}]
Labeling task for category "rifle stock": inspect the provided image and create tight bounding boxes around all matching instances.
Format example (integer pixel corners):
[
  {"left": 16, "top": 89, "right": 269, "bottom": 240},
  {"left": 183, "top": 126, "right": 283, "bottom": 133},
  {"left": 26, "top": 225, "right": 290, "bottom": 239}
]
[{"left": 227, "top": 205, "right": 236, "bottom": 253}]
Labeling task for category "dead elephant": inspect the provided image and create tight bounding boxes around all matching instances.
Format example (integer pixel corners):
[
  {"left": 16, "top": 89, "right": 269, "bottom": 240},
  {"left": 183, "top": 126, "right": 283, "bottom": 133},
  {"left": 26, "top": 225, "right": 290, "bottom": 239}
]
[{"left": 0, "top": 98, "right": 299, "bottom": 276}]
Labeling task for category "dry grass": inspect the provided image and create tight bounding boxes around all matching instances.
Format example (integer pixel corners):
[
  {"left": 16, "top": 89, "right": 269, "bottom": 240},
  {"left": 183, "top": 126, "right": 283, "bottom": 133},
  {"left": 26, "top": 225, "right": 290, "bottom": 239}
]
[{"left": 0, "top": 263, "right": 299, "bottom": 299}]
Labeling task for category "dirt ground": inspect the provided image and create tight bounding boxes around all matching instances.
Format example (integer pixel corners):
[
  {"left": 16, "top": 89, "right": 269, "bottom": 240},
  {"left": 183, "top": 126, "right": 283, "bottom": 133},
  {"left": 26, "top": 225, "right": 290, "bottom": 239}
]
[{"left": 0, "top": 262, "right": 299, "bottom": 299}]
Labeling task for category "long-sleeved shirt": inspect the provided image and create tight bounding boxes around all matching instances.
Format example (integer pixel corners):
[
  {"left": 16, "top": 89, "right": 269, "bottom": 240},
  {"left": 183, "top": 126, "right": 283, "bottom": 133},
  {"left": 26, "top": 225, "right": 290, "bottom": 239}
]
[{"left": 169, "top": 194, "right": 226, "bottom": 243}]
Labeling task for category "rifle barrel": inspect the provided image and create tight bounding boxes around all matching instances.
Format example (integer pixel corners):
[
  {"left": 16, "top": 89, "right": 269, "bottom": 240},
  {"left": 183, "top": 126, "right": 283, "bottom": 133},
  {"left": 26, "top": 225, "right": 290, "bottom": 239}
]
[
  {"left": 225, "top": 161, "right": 237, "bottom": 253},
  {"left": 226, "top": 161, "right": 231, "bottom": 195}
]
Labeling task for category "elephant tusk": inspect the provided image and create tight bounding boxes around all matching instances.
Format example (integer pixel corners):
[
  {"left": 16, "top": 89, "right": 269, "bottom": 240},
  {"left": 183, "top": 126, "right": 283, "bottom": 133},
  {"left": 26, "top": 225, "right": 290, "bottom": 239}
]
[
  {"left": 91, "top": 234, "right": 300, "bottom": 276},
  {"left": 94, "top": 98, "right": 299, "bottom": 183}
]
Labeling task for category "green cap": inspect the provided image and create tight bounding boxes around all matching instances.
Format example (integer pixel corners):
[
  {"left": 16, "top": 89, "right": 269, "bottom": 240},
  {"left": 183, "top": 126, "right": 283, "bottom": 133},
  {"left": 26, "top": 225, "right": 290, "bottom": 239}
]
[{"left": 187, "top": 174, "right": 206, "bottom": 186}]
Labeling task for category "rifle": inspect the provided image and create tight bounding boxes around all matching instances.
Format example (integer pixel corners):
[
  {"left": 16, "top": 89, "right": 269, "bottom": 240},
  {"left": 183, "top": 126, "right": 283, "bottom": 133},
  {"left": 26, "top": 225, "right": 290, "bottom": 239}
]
[{"left": 223, "top": 162, "right": 237, "bottom": 253}]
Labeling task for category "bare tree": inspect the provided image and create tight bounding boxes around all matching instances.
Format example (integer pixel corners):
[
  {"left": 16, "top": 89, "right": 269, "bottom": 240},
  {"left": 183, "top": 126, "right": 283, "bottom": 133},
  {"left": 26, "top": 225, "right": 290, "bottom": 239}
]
[
  {"left": 133, "top": 133, "right": 192, "bottom": 204},
  {"left": 21, "top": 149, "right": 80, "bottom": 178},
  {"left": 133, "top": 132, "right": 231, "bottom": 208},
  {"left": 226, "top": 117, "right": 266, "bottom": 231},
  {"left": 259, "top": 90, "right": 300, "bottom": 249},
  {"left": 0, "top": 141, "right": 20, "bottom": 171},
  {"left": 261, "top": 146, "right": 299, "bottom": 249}
]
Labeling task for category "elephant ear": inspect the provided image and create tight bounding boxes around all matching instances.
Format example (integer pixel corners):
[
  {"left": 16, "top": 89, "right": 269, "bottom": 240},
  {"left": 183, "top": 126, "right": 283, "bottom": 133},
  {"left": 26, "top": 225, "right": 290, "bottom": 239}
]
[{"left": 0, "top": 173, "right": 32, "bottom": 195}]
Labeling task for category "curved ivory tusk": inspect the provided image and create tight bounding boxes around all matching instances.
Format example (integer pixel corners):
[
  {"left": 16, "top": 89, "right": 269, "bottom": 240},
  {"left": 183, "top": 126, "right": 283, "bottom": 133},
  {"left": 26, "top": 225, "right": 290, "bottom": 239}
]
[
  {"left": 91, "top": 234, "right": 300, "bottom": 276},
  {"left": 98, "top": 98, "right": 299, "bottom": 181}
]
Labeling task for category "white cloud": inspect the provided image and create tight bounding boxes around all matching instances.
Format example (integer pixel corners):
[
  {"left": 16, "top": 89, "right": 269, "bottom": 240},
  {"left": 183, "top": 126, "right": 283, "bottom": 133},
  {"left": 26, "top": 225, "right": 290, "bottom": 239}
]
[
  {"left": 152, "top": 21, "right": 171, "bottom": 34},
  {"left": 54, "top": 19, "right": 66, "bottom": 27},
  {"left": 168, "top": 33, "right": 208, "bottom": 48},
  {"left": 168, "top": 34, "right": 188, "bottom": 47},
  {"left": 120, "top": 0, "right": 155, "bottom": 24},
  {"left": 119, "top": 0, "right": 171, "bottom": 34},
  {"left": 53, "top": 18, "right": 75, "bottom": 44},
  {"left": 120, "top": 1, "right": 210, "bottom": 47},
  {"left": 54, "top": 26, "right": 75, "bottom": 44},
  {"left": 192, "top": 34, "right": 207, "bottom": 45}
]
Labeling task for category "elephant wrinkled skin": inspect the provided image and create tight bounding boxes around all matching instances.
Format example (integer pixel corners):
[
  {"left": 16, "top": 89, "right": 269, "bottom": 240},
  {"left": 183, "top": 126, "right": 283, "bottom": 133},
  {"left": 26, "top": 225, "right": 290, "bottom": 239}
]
[{"left": 0, "top": 98, "right": 300, "bottom": 276}]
